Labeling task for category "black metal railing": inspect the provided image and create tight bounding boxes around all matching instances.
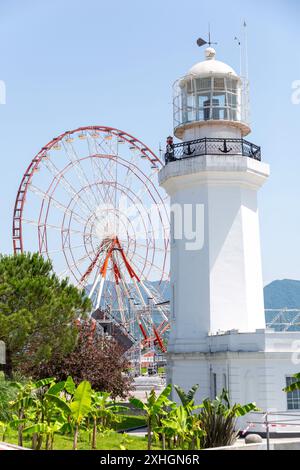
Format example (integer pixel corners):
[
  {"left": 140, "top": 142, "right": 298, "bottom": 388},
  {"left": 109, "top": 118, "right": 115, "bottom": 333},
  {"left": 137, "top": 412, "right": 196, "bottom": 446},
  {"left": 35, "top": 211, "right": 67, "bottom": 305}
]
[{"left": 165, "top": 138, "right": 261, "bottom": 164}]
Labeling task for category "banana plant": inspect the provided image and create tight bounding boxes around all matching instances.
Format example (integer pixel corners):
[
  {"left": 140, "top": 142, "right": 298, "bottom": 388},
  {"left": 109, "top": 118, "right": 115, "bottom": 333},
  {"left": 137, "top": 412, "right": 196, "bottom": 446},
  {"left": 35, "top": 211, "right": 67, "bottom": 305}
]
[
  {"left": 23, "top": 421, "right": 63, "bottom": 450},
  {"left": 69, "top": 380, "right": 92, "bottom": 450},
  {"left": 174, "top": 384, "right": 200, "bottom": 415},
  {"left": 9, "top": 379, "right": 42, "bottom": 446},
  {"left": 130, "top": 384, "right": 173, "bottom": 450},
  {"left": 155, "top": 405, "right": 204, "bottom": 450},
  {"left": 9, "top": 377, "right": 71, "bottom": 450},
  {"left": 89, "top": 391, "right": 128, "bottom": 450},
  {"left": 0, "top": 420, "right": 8, "bottom": 442}
]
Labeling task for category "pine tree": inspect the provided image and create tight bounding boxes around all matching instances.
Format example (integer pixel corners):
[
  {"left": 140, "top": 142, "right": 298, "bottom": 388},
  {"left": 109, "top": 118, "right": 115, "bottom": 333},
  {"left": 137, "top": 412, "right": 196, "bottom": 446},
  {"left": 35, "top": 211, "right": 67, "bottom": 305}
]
[{"left": 0, "top": 253, "right": 91, "bottom": 378}]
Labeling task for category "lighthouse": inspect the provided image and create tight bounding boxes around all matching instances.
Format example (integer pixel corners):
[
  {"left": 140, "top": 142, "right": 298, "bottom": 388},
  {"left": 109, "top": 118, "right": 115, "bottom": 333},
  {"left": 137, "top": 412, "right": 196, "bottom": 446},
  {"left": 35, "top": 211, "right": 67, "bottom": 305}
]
[{"left": 159, "top": 44, "right": 300, "bottom": 429}]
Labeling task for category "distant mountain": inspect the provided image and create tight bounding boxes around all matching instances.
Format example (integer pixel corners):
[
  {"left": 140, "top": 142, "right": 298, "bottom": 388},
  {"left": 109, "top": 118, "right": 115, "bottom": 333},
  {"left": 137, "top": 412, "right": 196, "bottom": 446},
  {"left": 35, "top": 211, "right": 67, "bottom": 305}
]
[
  {"left": 86, "top": 278, "right": 300, "bottom": 310},
  {"left": 264, "top": 279, "right": 300, "bottom": 309}
]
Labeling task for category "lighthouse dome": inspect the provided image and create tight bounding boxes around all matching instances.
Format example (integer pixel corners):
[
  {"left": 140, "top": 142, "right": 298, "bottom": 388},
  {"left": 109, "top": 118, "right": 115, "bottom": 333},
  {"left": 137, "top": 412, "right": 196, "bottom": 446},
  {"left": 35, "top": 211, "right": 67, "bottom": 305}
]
[
  {"left": 188, "top": 48, "right": 238, "bottom": 78},
  {"left": 173, "top": 47, "right": 250, "bottom": 139}
]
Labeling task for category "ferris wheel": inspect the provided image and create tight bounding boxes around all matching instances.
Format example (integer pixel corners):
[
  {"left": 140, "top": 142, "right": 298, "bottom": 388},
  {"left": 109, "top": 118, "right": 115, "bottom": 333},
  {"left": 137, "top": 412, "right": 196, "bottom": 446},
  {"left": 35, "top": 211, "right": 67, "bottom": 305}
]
[{"left": 13, "top": 126, "right": 170, "bottom": 352}]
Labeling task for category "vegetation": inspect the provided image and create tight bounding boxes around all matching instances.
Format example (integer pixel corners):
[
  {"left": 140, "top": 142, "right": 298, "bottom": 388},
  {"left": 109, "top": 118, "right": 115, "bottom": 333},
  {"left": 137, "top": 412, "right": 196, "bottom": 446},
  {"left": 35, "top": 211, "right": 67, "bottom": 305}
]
[
  {"left": 0, "top": 251, "right": 259, "bottom": 451},
  {"left": 0, "top": 375, "right": 258, "bottom": 451},
  {"left": 130, "top": 384, "right": 173, "bottom": 450},
  {"left": 24, "top": 321, "right": 133, "bottom": 399},
  {"left": 198, "top": 389, "right": 258, "bottom": 449},
  {"left": 283, "top": 372, "right": 300, "bottom": 393},
  {"left": 0, "top": 373, "right": 18, "bottom": 421},
  {"left": 0, "top": 253, "right": 91, "bottom": 378},
  {"left": 6, "top": 376, "right": 134, "bottom": 450},
  {"left": 130, "top": 384, "right": 257, "bottom": 450},
  {"left": 4, "top": 428, "right": 152, "bottom": 450}
]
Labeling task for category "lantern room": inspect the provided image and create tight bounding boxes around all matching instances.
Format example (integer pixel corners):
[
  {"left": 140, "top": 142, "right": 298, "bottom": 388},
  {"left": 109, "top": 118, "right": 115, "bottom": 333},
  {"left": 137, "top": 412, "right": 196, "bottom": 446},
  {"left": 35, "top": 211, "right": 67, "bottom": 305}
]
[{"left": 173, "top": 47, "right": 250, "bottom": 140}]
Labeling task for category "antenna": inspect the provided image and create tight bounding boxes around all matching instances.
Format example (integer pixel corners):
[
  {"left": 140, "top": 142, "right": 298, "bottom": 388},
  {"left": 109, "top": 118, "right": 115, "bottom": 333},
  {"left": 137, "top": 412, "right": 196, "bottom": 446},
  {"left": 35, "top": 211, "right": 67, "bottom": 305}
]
[
  {"left": 243, "top": 20, "right": 249, "bottom": 80},
  {"left": 234, "top": 20, "right": 249, "bottom": 79}
]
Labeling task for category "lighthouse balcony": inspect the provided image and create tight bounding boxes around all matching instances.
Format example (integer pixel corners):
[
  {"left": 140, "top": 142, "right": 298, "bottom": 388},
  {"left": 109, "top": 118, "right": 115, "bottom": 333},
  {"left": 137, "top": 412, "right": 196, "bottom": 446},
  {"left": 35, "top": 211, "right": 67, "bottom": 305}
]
[{"left": 164, "top": 137, "right": 261, "bottom": 164}]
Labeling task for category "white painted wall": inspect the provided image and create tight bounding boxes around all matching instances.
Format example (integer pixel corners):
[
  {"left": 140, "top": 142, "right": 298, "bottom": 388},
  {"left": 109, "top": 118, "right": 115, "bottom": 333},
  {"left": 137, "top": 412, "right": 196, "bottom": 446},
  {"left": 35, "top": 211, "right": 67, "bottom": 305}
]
[
  {"left": 159, "top": 155, "right": 269, "bottom": 349},
  {"left": 167, "top": 331, "right": 300, "bottom": 433},
  {"left": 181, "top": 122, "right": 243, "bottom": 141}
]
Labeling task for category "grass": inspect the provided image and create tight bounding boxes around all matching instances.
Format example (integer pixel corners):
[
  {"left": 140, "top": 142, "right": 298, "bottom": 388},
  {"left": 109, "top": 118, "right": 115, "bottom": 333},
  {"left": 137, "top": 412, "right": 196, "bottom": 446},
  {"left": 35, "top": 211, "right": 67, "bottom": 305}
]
[
  {"left": 114, "top": 414, "right": 146, "bottom": 430},
  {"left": 3, "top": 429, "right": 151, "bottom": 450},
  {"left": 141, "top": 367, "right": 165, "bottom": 375},
  {"left": 2, "top": 414, "right": 150, "bottom": 450}
]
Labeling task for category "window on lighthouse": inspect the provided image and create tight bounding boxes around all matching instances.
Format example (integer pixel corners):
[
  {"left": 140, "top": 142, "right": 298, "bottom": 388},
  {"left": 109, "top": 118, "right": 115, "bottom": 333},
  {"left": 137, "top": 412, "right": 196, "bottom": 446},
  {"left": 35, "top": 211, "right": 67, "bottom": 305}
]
[{"left": 174, "top": 75, "right": 241, "bottom": 127}]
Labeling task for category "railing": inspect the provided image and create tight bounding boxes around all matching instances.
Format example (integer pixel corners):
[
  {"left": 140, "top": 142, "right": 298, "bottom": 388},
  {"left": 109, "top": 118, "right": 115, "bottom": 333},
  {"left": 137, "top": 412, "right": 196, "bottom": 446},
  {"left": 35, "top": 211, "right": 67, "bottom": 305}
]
[
  {"left": 165, "top": 137, "right": 261, "bottom": 164},
  {"left": 245, "top": 411, "right": 300, "bottom": 450}
]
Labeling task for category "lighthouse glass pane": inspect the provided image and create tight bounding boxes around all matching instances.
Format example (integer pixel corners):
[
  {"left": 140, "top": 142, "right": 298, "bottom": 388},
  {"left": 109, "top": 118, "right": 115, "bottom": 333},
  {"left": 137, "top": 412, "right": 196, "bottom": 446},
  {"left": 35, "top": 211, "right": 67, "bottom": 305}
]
[
  {"left": 198, "top": 94, "right": 211, "bottom": 107},
  {"left": 226, "top": 78, "right": 238, "bottom": 93},
  {"left": 187, "top": 95, "right": 194, "bottom": 121},
  {"left": 286, "top": 377, "right": 300, "bottom": 410},
  {"left": 196, "top": 77, "right": 211, "bottom": 91},
  {"left": 214, "top": 78, "right": 225, "bottom": 90},
  {"left": 173, "top": 75, "right": 248, "bottom": 129},
  {"left": 213, "top": 92, "right": 226, "bottom": 107}
]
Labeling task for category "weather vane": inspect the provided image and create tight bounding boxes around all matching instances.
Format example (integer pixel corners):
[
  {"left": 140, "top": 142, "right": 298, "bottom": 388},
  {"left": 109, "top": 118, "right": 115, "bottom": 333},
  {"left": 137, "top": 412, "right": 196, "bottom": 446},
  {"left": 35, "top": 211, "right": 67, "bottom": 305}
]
[{"left": 196, "top": 24, "right": 218, "bottom": 48}]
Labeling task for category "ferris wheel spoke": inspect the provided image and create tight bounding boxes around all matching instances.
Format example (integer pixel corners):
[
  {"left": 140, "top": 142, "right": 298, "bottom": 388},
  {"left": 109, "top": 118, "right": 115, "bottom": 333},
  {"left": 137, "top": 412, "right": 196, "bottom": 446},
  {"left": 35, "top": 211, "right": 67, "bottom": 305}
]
[
  {"left": 62, "top": 141, "right": 100, "bottom": 209},
  {"left": 23, "top": 219, "right": 88, "bottom": 237},
  {"left": 127, "top": 251, "right": 168, "bottom": 279},
  {"left": 41, "top": 156, "right": 94, "bottom": 219},
  {"left": 89, "top": 159, "right": 118, "bottom": 206},
  {"left": 58, "top": 248, "right": 96, "bottom": 280},
  {"left": 29, "top": 184, "right": 89, "bottom": 226},
  {"left": 130, "top": 240, "right": 166, "bottom": 253},
  {"left": 43, "top": 243, "right": 88, "bottom": 256},
  {"left": 90, "top": 160, "right": 112, "bottom": 205},
  {"left": 139, "top": 281, "right": 169, "bottom": 322}
]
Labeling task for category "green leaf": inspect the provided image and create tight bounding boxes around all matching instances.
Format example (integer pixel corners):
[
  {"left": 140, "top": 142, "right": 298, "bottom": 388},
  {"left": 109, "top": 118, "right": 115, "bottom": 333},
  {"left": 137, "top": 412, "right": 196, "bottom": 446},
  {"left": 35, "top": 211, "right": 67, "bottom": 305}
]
[
  {"left": 47, "top": 381, "right": 66, "bottom": 396},
  {"left": 34, "top": 377, "right": 56, "bottom": 388},
  {"left": 64, "top": 376, "right": 76, "bottom": 395},
  {"left": 45, "top": 394, "right": 71, "bottom": 415},
  {"left": 235, "top": 402, "right": 258, "bottom": 417},
  {"left": 284, "top": 381, "right": 300, "bottom": 393},
  {"left": 10, "top": 396, "right": 34, "bottom": 410},
  {"left": 156, "top": 384, "right": 172, "bottom": 407},
  {"left": 129, "top": 397, "right": 146, "bottom": 411},
  {"left": 23, "top": 423, "right": 49, "bottom": 435},
  {"left": 70, "top": 381, "right": 92, "bottom": 424}
]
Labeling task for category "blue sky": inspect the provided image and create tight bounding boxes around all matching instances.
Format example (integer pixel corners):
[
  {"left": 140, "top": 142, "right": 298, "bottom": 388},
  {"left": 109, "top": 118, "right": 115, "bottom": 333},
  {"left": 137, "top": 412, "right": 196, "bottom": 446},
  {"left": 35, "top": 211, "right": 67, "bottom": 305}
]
[{"left": 0, "top": 0, "right": 299, "bottom": 285}]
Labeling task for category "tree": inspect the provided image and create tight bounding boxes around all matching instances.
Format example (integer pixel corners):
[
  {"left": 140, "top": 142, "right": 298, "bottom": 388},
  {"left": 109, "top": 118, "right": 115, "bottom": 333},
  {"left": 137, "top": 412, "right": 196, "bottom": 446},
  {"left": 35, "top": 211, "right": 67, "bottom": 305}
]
[
  {"left": 0, "top": 253, "right": 91, "bottom": 378},
  {"left": 26, "top": 321, "right": 133, "bottom": 399}
]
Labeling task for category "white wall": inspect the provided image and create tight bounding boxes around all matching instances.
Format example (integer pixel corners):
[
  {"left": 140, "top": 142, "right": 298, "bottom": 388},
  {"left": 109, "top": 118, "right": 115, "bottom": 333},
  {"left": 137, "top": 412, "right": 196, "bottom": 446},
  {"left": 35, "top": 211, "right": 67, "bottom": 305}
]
[
  {"left": 167, "top": 331, "right": 300, "bottom": 434},
  {"left": 159, "top": 155, "right": 270, "bottom": 349}
]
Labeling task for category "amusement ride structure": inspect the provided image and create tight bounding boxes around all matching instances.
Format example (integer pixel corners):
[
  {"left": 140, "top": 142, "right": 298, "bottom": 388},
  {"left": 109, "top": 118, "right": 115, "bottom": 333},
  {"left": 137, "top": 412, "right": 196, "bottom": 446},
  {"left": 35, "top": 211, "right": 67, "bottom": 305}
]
[{"left": 12, "top": 126, "right": 170, "bottom": 361}]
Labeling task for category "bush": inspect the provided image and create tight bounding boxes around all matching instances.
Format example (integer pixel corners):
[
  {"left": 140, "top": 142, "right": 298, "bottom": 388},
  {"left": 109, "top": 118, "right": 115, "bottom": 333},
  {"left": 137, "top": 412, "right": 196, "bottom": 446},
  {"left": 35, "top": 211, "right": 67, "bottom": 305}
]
[
  {"left": 22, "top": 321, "right": 133, "bottom": 399},
  {"left": 0, "top": 373, "right": 18, "bottom": 421}
]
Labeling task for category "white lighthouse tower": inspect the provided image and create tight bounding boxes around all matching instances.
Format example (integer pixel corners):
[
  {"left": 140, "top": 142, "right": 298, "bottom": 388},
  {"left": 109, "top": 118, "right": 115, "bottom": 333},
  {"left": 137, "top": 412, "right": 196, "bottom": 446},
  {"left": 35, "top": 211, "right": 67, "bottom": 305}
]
[{"left": 159, "top": 44, "right": 300, "bottom": 430}]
